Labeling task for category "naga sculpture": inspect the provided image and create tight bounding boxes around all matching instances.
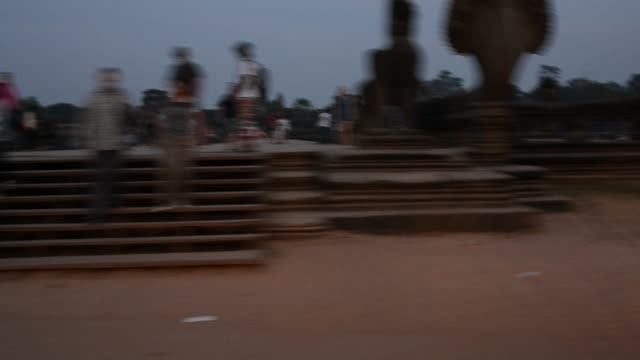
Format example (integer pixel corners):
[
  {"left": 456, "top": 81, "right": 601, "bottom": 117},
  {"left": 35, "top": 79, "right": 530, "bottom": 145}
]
[{"left": 446, "top": 0, "right": 553, "bottom": 101}]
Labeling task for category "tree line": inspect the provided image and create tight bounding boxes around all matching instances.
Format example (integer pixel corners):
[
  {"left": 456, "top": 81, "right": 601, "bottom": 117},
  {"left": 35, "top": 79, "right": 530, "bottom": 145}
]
[
  {"left": 424, "top": 65, "right": 640, "bottom": 102},
  {"left": 15, "top": 65, "right": 640, "bottom": 148}
]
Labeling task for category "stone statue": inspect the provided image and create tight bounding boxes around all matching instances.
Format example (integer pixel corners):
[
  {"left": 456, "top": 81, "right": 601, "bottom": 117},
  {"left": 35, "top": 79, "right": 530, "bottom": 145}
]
[
  {"left": 361, "top": 0, "right": 422, "bottom": 130},
  {"left": 446, "top": 0, "right": 553, "bottom": 101}
]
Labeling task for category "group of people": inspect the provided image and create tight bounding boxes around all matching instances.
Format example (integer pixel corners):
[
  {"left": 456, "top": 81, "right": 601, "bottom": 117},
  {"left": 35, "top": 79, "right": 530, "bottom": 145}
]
[
  {"left": 2, "top": 42, "right": 357, "bottom": 222},
  {"left": 84, "top": 43, "right": 267, "bottom": 222}
]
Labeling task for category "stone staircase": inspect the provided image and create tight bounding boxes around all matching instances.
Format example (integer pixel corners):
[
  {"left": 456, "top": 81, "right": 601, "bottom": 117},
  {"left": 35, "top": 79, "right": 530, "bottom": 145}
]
[
  {"left": 320, "top": 148, "right": 542, "bottom": 233},
  {"left": 512, "top": 142, "right": 640, "bottom": 181},
  {"left": 491, "top": 165, "right": 571, "bottom": 211},
  {"left": 266, "top": 151, "right": 330, "bottom": 239},
  {"left": 357, "top": 129, "right": 433, "bottom": 149},
  {"left": 0, "top": 142, "right": 573, "bottom": 270},
  {"left": 0, "top": 152, "right": 270, "bottom": 270}
]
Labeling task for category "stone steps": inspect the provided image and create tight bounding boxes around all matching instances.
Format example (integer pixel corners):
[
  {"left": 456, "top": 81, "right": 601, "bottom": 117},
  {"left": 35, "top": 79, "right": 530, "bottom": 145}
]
[
  {"left": 0, "top": 250, "right": 267, "bottom": 271},
  {"left": 327, "top": 207, "right": 539, "bottom": 234},
  {"left": 514, "top": 142, "right": 640, "bottom": 154},
  {"left": 328, "top": 193, "right": 513, "bottom": 204},
  {"left": 0, "top": 204, "right": 265, "bottom": 217},
  {"left": 1, "top": 192, "right": 264, "bottom": 210},
  {"left": 0, "top": 218, "right": 263, "bottom": 236},
  {"left": 268, "top": 191, "right": 327, "bottom": 212},
  {"left": 0, "top": 234, "right": 268, "bottom": 250},
  {"left": 0, "top": 204, "right": 266, "bottom": 224},
  {"left": 552, "top": 174, "right": 640, "bottom": 180},
  {"left": 319, "top": 145, "right": 546, "bottom": 231},
  {"left": 1, "top": 152, "right": 270, "bottom": 270},
  {"left": 325, "top": 201, "right": 514, "bottom": 212},
  {"left": 326, "top": 162, "right": 467, "bottom": 170},
  {"left": 8, "top": 179, "right": 266, "bottom": 190},
  {"left": 11, "top": 165, "right": 265, "bottom": 178},
  {"left": 329, "top": 186, "right": 513, "bottom": 194},
  {"left": 267, "top": 213, "right": 330, "bottom": 240},
  {"left": 357, "top": 133, "right": 433, "bottom": 149},
  {"left": 490, "top": 165, "right": 572, "bottom": 211},
  {"left": 268, "top": 170, "right": 319, "bottom": 189},
  {"left": 266, "top": 151, "right": 329, "bottom": 236},
  {"left": 516, "top": 196, "right": 572, "bottom": 212}
]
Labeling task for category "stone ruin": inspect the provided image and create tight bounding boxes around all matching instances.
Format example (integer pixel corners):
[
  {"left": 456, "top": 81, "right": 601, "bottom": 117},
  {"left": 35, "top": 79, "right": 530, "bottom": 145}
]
[{"left": 360, "top": 0, "right": 422, "bottom": 131}]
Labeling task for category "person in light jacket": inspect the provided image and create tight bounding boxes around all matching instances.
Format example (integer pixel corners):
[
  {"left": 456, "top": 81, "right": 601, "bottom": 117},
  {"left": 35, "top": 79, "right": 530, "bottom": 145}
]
[{"left": 84, "top": 68, "right": 131, "bottom": 223}]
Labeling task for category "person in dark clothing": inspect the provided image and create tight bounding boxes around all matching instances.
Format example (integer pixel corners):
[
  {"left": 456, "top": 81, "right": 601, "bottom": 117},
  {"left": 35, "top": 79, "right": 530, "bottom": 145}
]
[
  {"left": 153, "top": 47, "right": 203, "bottom": 210},
  {"left": 155, "top": 95, "right": 196, "bottom": 210},
  {"left": 265, "top": 112, "right": 278, "bottom": 140},
  {"left": 168, "top": 47, "right": 203, "bottom": 102},
  {"left": 217, "top": 83, "right": 237, "bottom": 140}
]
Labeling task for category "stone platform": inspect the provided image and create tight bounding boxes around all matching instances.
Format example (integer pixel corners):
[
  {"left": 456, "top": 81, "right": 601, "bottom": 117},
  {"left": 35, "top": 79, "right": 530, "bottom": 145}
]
[{"left": 1, "top": 140, "right": 567, "bottom": 270}]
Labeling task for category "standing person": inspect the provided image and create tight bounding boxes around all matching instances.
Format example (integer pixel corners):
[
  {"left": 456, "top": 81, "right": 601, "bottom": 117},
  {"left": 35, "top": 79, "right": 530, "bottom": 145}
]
[
  {"left": 20, "top": 99, "right": 40, "bottom": 150},
  {"left": 167, "top": 47, "right": 203, "bottom": 103},
  {"left": 265, "top": 111, "right": 278, "bottom": 140},
  {"left": 273, "top": 113, "right": 291, "bottom": 144},
  {"left": 0, "top": 74, "right": 18, "bottom": 186},
  {"left": 84, "top": 68, "right": 130, "bottom": 223},
  {"left": 317, "top": 109, "right": 333, "bottom": 144},
  {"left": 217, "top": 83, "right": 237, "bottom": 141},
  {"left": 232, "top": 42, "right": 264, "bottom": 151},
  {"left": 155, "top": 47, "right": 203, "bottom": 210},
  {"left": 334, "top": 87, "right": 355, "bottom": 145}
]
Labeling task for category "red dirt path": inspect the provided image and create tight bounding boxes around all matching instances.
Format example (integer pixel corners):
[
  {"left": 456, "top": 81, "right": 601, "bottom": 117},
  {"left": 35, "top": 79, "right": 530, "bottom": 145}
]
[{"left": 2, "top": 191, "right": 640, "bottom": 360}]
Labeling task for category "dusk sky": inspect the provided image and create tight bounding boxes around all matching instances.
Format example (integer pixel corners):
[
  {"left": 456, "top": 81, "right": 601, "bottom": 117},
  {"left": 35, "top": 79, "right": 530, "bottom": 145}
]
[{"left": 2, "top": 0, "right": 640, "bottom": 107}]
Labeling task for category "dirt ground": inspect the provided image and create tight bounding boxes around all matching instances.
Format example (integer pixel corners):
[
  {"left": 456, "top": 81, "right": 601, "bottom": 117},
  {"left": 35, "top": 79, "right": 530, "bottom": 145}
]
[{"left": 2, "top": 186, "right": 640, "bottom": 360}]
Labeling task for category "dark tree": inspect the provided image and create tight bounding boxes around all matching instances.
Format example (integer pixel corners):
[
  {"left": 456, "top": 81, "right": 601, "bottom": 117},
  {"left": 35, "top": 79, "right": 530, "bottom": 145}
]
[
  {"left": 425, "top": 70, "right": 466, "bottom": 98},
  {"left": 627, "top": 74, "right": 640, "bottom": 95},
  {"left": 293, "top": 98, "right": 313, "bottom": 109}
]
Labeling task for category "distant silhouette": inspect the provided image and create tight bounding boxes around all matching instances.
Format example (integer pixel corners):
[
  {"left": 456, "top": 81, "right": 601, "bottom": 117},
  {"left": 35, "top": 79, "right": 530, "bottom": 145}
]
[
  {"left": 361, "top": 0, "right": 422, "bottom": 130},
  {"left": 167, "top": 47, "right": 203, "bottom": 102}
]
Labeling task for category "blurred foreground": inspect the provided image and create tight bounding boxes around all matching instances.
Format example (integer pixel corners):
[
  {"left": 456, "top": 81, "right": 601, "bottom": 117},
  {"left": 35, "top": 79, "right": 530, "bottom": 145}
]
[{"left": 2, "top": 184, "right": 640, "bottom": 360}]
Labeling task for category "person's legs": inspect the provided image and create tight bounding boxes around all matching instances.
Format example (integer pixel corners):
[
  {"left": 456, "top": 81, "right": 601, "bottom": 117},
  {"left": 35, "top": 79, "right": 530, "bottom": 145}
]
[
  {"left": 169, "top": 121, "right": 193, "bottom": 205},
  {"left": 236, "top": 98, "right": 258, "bottom": 152},
  {"left": 153, "top": 126, "right": 177, "bottom": 210},
  {"left": 0, "top": 153, "right": 17, "bottom": 199},
  {"left": 104, "top": 150, "right": 120, "bottom": 210},
  {"left": 0, "top": 146, "right": 12, "bottom": 185},
  {"left": 155, "top": 104, "right": 191, "bottom": 209},
  {"left": 167, "top": 137, "right": 181, "bottom": 206},
  {"left": 89, "top": 151, "right": 109, "bottom": 222},
  {"left": 319, "top": 127, "right": 328, "bottom": 144},
  {"left": 176, "top": 136, "right": 191, "bottom": 205},
  {"left": 25, "top": 129, "right": 36, "bottom": 149}
]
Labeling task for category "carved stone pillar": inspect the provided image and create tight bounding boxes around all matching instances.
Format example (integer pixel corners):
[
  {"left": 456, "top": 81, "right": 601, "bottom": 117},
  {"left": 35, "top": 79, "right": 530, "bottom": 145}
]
[{"left": 470, "top": 102, "right": 512, "bottom": 164}]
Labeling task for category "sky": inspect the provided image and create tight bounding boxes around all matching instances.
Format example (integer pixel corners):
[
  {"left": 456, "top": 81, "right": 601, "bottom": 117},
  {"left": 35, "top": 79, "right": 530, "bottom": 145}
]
[{"left": 2, "top": 0, "right": 640, "bottom": 107}]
